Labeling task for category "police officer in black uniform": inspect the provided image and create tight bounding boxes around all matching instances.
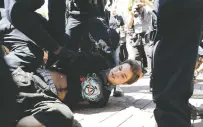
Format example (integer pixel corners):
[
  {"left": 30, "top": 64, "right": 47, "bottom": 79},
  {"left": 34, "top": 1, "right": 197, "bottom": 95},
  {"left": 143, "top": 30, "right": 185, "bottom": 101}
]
[
  {"left": 4, "top": 0, "right": 76, "bottom": 72},
  {"left": 151, "top": 0, "right": 203, "bottom": 126}
]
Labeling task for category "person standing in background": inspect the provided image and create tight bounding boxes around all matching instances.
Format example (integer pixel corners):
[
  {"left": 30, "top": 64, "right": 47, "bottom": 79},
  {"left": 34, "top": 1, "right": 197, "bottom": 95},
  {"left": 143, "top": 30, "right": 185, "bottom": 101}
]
[
  {"left": 109, "top": 6, "right": 125, "bottom": 65},
  {"left": 126, "top": 0, "right": 153, "bottom": 73}
]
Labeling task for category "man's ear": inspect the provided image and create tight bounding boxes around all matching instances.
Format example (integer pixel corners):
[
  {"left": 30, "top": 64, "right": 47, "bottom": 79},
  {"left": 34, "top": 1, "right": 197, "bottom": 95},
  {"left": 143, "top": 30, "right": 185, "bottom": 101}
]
[{"left": 139, "top": 72, "right": 144, "bottom": 79}]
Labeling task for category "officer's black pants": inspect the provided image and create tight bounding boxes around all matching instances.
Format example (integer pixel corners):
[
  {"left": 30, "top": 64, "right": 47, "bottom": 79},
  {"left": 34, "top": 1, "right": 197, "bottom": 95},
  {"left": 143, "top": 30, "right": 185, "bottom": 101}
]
[
  {"left": 4, "top": 0, "right": 66, "bottom": 52},
  {"left": 152, "top": 1, "right": 203, "bottom": 127}
]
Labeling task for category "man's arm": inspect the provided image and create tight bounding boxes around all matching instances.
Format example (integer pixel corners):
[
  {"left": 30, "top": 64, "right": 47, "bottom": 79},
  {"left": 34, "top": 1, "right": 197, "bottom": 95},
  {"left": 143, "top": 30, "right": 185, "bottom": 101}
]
[
  {"left": 145, "top": 0, "right": 153, "bottom": 8},
  {"left": 104, "top": 0, "right": 112, "bottom": 11},
  {"left": 48, "top": 0, "right": 66, "bottom": 46},
  {"left": 4, "top": 0, "right": 61, "bottom": 53},
  {"left": 143, "top": 6, "right": 153, "bottom": 23},
  {"left": 126, "top": 12, "right": 134, "bottom": 29}
]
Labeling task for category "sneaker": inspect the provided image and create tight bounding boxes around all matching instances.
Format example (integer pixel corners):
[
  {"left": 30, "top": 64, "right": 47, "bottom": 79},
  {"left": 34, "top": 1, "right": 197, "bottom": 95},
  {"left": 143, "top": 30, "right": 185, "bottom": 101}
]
[
  {"left": 191, "top": 89, "right": 203, "bottom": 99},
  {"left": 189, "top": 103, "right": 203, "bottom": 120},
  {"left": 113, "top": 86, "right": 124, "bottom": 97}
]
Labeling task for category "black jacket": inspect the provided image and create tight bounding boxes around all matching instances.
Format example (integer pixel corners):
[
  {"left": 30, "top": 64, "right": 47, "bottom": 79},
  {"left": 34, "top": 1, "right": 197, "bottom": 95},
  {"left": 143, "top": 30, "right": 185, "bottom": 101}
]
[
  {"left": 63, "top": 51, "right": 115, "bottom": 109},
  {"left": 0, "top": 46, "right": 19, "bottom": 127},
  {"left": 0, "top": 9, "right": 44, "bottom": 72}
]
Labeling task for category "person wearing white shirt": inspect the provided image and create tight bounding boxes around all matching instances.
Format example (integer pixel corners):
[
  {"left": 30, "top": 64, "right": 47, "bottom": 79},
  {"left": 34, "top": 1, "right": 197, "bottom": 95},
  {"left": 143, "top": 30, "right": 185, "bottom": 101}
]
[{"left": 126, "top": 0, "right": 153, "bottom": 73}]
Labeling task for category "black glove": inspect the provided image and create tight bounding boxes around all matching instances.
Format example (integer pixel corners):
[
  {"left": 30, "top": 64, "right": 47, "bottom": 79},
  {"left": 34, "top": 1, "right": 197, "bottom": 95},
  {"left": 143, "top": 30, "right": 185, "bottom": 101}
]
[
  {"left": 57, "top": 47, "right": 77, "bottom": 62},
  {"left": 47, "top": 47, "right": 78, "bottom": 75}
]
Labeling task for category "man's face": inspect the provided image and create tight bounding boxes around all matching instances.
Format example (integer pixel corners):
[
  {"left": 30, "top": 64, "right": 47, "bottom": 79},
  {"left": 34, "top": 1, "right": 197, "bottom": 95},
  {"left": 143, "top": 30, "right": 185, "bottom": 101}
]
[
  {"left": 108, "top": 63, "right": 133, "bottom": 85},
  {"left": 134, "top": 0, "right": 145, "bottom": 9}
]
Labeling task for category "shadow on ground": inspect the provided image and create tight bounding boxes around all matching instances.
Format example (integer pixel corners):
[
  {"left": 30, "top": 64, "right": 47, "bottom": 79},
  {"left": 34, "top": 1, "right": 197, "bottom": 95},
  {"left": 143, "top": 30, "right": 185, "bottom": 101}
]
[
  {"left": 192, "top": 120, "right": 203, "bottom": 127},
  {"left": 73, "top": 94, "right": 153, "bottom": 115},
  {"left": 121, "top": 85, "right": 151, "bottom": 93}
]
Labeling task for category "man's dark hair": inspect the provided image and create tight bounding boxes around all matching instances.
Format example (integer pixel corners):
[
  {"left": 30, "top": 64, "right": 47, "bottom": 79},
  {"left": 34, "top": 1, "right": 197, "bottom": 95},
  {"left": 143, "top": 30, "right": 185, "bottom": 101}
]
[{"left": 120, "top": 59, "right": 141, "bottom": 84}]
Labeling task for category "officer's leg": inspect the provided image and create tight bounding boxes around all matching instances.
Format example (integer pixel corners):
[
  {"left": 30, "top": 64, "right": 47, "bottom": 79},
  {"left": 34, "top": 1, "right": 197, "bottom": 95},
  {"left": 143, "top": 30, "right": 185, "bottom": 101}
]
[
  {"left": 48, "top": 0, "right": 66, "bottom": 46},
  {"left": 17, "top": 102, "right": 73, "bottom": 127},
  {"left": 0, "top": 8, "right": 44, "bottom": 72},
  {"left": 4, "top": 0, "right": 60, "bottom": 52},
  {"left": 152, "top": 1, "right": 203, "bottom": 127},
  {"left": 141, "top": 45, "right": 148, "bottom": 69},
  {"left": 65, "top": 0, "right": 91, "bottom": 51},
  {"left": 144, "top": 33, "right": 153, "bottom": 72},
  {"left": 120, "top": 43, "right": 128, "bottom": 62},
  {"left": 65, "top": 15, "right": 85, "bottom": 51},
  {"left": 126, "top": 34, "right": 142, "bottom": 66}
]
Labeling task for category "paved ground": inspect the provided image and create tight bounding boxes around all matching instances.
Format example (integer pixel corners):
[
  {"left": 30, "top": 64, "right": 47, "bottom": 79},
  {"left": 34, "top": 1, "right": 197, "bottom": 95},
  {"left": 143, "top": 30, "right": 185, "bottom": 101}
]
[{"left": 73, "top": 74, "right": 203, "bottom": 127}]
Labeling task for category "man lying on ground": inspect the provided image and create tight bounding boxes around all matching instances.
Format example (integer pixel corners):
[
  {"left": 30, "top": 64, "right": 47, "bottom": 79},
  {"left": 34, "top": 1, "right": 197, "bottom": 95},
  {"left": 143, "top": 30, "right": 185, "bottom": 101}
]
[
  {"left": 65, "top": 0, "right": 125, "bottom": 98},
  {"left": 9, "top": 53, "right": 141, "bottom": 127},
  {"left": 0, "top": 6, "right": 142, "bottom": 127},
  {"left": 43, "top": 58, "right": 142, "bottom": 108}
]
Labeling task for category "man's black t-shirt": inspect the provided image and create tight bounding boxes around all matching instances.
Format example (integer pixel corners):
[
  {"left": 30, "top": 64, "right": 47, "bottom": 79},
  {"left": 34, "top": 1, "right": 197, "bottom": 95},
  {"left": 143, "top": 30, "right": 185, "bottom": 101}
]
[{"left": 80, "top": 71, "right": 113, "bottom": 107}]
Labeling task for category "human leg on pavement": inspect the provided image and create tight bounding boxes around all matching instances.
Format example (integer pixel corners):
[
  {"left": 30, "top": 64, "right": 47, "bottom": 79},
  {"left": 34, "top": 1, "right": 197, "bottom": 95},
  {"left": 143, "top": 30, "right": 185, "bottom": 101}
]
[
  {"left": 143, "top": 32, "right": 154, "bottom": 73},
  {"left": 4, "top": 0, "right": 61, "bottom": 52},
  {"left": 126, "top": 32, "right": 142, "bottom": 66},
  {"left": 152, "top": 0, "right": 203, "bottom": 126},
  {"left": 0, "top": 8, "right": 44, "bottom": 72}
]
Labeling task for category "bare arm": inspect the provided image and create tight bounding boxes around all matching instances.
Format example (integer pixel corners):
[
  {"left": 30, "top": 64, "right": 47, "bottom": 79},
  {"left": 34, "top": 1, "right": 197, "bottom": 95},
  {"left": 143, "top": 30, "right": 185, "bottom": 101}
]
[
  {"left": 145, "top": 0, "right": 153, "bottom": 8},
  {"left": 126, "top": 12, "right": 134, "bottom": 29}
]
